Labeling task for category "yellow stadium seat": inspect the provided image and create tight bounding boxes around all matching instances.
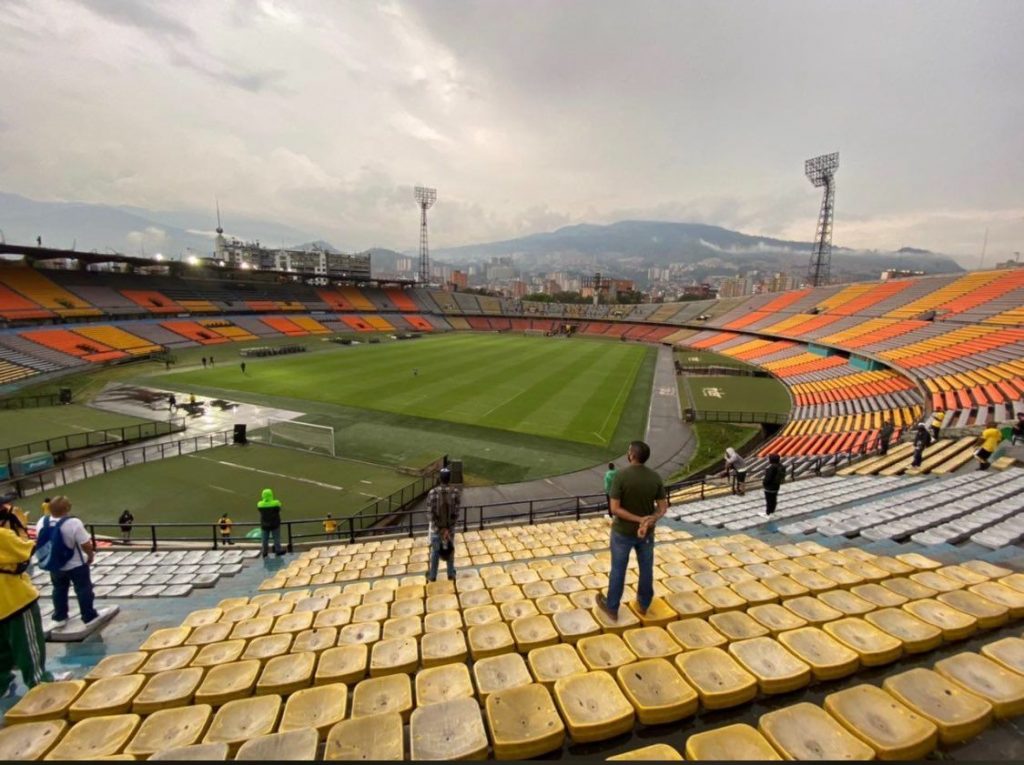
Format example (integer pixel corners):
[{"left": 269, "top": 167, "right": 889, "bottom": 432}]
[
  {"left": 665, "top": 618, "right": 727, "bottom": 651},
  {"left": 234, "top": 728, "right": 319, "bottom": 760},
  {"left": 823, "top": 618, "right": 903, "bottom": 666},
  {"left": 863, "top": 608, "right": 943, "bottom": 654},
  {"left": 420, "top": 628, "right": 469, "bottom": 667},
  {"left": 324, "top": 712, "right": 404, "bottom": 760},
  {"left": 279, "top": 682, "right": 347, "bottom": 737},
  {"left": 140, "top": 626, "right": 192, "bottom": 651},
  {"left": 685, "top": 723, "right": 782, "bottom": 761},
  {"left": 132, "top": 667, "right": 203, "bottom": 714},
  {"left": 969, "top": 582, "right": 1024, "bottom": 618},
  {"left": 0, "top": 720, "right": 67, "bottom": 760},
  {"left": 230, "top": 617, "right": 273, "bottom": 641},
  {"left": 818, "top": 589, "right": 875, "bottom": 616},
  {"left": 709, "top": 611, "right": 771, "bottom": 641},
  {"left": 84, "top": 653, "right": 147, "bottom": 680},
  {"left": 202, "top": 694, "right": 281, "bottom": 755},
  {"left": 527, "top": 644, "right": 587, "bottom": 688},
  {"left": 553, "top": 671, "right": 635, "bottom": 743},
  {"left": 44, "top": 714, "right": 140, "bottom": 760},
  {"left": 124, "top": 704, "right": 212, "bottom": 757},
  {"left": 883, "top": 667, "right": 993, "bottom": 744},
  {"left": 980, "top": 636, "right": 1024, "bottom": 675},
  {"left": 728, "top": 637, "right": 812, "bottom": 694},
  {"left": 674, "top": 647, "right": 758, "bottom": 709},
  {"left": 608, "top": 743, "right": 683, "bottom": 760},
  {"left": 783, "top": 595, "right": 844, "bottom": 626},
  {"left": 747, "top": 604, "right": 808, "bottom": 635},
  {"left": 140, "top": 646, "right": 198, "bottom": 674},
  {"left": 351, "top": 673, "right": 413, "bottom": 721},
  {"left": 614, "top": 658, "right": 698, "bottom": 725},
  {"left": 409, "top": 697, "right": 489, "bottom": 760},
  {"left": 149, "top": 741, "right": 230, "bottom": 760},
  {"left": 937, "top": 590, "right": 1009, "bottom": 629},
  {"left": 486, "top": 683, "right": 566, "bottom": 760},
  {"left": 68, "top": 674, "right": 145, "bottom": 721},
  {"left": 424, "top": 609, "right": 464, "bottom": 633},
  {"left": 194, "top": 659, "right": 260, "bottom": 706},
  {"left": 904, "top": 599, "right": 979, "bottom": 641},
  {"left": 474, "top": 652, "right": 533, "bottom": 703},
  {"left": 369, "top": 636, "right": 418, "bottom": 677},
  {"left": 759, "top": 701, "right": 874, "bottom": 760},
  {"left": 5, "top": 680, "right": 85, "bottom": 723},
  {"left": 416, "top": 663, "right": 475, "bottom": 707},
  {"left": 935, "top": 652, "right": 1024, "bottom": 718},
  {"left": 577, "top": 634, "right": 637, "bottom": 673},
  {"left": 825, "top": 684, "right": 937, "bottom": 759}
]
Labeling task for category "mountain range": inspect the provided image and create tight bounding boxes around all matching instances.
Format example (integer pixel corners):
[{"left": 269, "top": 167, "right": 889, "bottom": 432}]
[{"left": 0, "top": 191, "right": 964, "bottom": 281}]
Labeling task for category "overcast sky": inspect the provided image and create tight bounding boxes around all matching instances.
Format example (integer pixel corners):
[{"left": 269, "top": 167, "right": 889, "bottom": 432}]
[{"left": 1, "top": 0, "right": 1021, "bottom": 259}]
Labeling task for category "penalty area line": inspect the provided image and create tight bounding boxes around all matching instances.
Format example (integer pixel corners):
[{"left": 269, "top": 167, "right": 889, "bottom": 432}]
[{"left": 187, "top": 455, "right": 346, "bottom": 491}]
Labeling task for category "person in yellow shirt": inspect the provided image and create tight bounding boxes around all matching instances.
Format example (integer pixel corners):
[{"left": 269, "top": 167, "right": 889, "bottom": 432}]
[
  {"left": 975, "top": 419, "right": 1003, "bottom": 471},
  {"left": 218, "top": 513, "right": 234, "bottom": 546},
  {"left": 0, "top": 528, "right": 67, "bottom": 692},
  {"left": 929, "top": 411, "right": 945, "bottom": 441},
  {"left": 323, "top": 514, "right": 338, "bottom": 539},
  {"left": 41, "top": 498, "right": 51, "bottom": 518}
]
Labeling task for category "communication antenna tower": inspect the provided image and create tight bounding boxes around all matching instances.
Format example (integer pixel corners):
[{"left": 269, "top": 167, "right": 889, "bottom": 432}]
[
  {"left": 804, "top": 152, "right": 839, "bottom": 287},
  {"left": 414, "top": 186, "right": 437, "bottom": 284}
]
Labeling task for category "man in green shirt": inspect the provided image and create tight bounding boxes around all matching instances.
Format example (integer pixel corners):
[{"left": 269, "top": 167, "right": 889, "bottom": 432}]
[
  {"left": 596, "top": 441, "right": 668, "bottom": 619},
  {"left": 603, "top": 462, "right": 617, "bottom": 517}
]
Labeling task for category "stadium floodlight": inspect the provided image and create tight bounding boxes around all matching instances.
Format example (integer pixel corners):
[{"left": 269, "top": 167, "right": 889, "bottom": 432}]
[
  {"left": 804, "top": 152, "right": 839, "bottom": 287},
  {"left": 414, "top": 186, "right": 437, "bottom": 285}
]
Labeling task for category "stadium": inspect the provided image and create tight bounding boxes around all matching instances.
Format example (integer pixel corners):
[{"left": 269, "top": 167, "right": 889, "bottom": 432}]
[{"left": 0, "top": 252, "right": 1022, "bottom": 761}]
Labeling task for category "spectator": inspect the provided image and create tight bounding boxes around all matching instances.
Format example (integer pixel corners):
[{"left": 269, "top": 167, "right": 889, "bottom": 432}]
[
  {"left": 241, "top": 361, "right": 247, "bottom": 375},
  {"left": 975, "top": 419, "right": 1003, "bottom": 471},
  {"left": 35, "top": 496, "right": 106, "bottom": 629},
  {"left": 0, "top": 500, "right": 30, "bottom": 536},
  {"left": 201, "top": 357, "right": 207, "bottom": 369},
  {"left": 930, "top": 411, "right": 945, "bottom": 442},
  {"left": 189, "top": 393, "right": 197, "bottom": 408},
  {"left": 603, "top": 462, "right": 617, "bottom": 516},
  {"left": 41, "top": 498, "right": 51, "bottom": 518},
  {"left": 168, "top": 394, "right": 177, "bottom": 413},
  {"left": 721, "top": 447, "right": 747, "bottom": 495},
  {"left": 1011, "top": 413, "right": 1024, "bottom": 446},
  {"left": 762, "top": 454, "right": 785, "bottom": 518},
  {"left": 209, "top": 356, "right": 215, "bottom": 368},
  {"left": 118, "top": 510, "right": 134, "bottom": 545},
  {"left": 596, "top": 440, "right": 668, "bottom": 619},
  {"left": 0, "top": 527, "right": 70, "bottom": 693},
  {"left": 257, "top": 489, "right": 285, "bottom": 558},
  {"left": 911, "top": 424, "right": 931, "bottom": 468},
  {"left": 426, "top": 468, "right": 461, "bottom": 583},
  {"left": 218, "top": 513, "right": 234, "bottom": 546},
  {"left": 323, "top": 513, "right": 338, "bottom": 539},
  {"left": 877, "top": 419, "right": 895, "bottom": 456}
]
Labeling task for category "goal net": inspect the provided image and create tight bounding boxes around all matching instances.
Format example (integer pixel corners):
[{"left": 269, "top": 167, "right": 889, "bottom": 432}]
[{"left": 259, "top": 419, "right": 336, "bottom": 457}]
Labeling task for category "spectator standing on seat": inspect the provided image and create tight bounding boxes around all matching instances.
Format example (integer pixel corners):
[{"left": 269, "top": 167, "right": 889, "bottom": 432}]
[
  {"left": 911, "top": 424, "right": 931, "bottom": 468},
  {"left": 218, "top": 513, "right": 233, "bottom": 545},
  {"left": 35, "top": 496, "right": 103, "bottom": 628},
  {"left": 117, "top": 510, "right": 134, "bottom": 545},
  {"left": 323, "top": 514, "right": 338, "bottom": 539},
  {"left": 975, "top": 419, "right": 1003, "bottom": 471},
  {"left": 604, "top": 462, "right": 617, "bottom": 516},
  {"left": 0, "top": 527, "right": 69, "bottom": 693},
  {"left": 930, "top": 411, "right": 945, "bottom": 442},
  {"left": 877, "top": 419, "right": 895, "bottom": 456},
  {"left": 721, "top": 447, "right": 747, "bottom": 495},
  {"left": 426, "top": 469, "right": 461, "bottom": 582},
  {"left": 257, "top": 489, "right": 285, "bottom": 557},
  {"left": 762, "top": 454, "right": 785, "bottom": 518},
  {"left": 596, "top": 441, "right": 668, "bottom": 619}
]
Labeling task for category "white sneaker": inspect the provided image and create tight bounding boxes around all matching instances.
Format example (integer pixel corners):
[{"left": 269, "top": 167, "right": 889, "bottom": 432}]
[
  {"left": 51, "top": 671, "right": 73, "bottom": 682},
  {"left": 50, "top": 619, "right": 68, "bottom": 630}
]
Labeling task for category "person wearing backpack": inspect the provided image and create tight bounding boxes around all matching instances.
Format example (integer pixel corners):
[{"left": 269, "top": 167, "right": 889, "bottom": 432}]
[
  {"left": 34, "top": 496, "right": 99, "bottom": 628},
  {"left": 426, "top": 468, "right": 461, "bottom": 582},
  {"left": 0, "top": 527, "right": 69, "bottom": 693}
]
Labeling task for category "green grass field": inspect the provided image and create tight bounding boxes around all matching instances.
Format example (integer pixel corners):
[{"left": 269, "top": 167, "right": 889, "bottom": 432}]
[
  {"left": 682, "top": 374, "right": 791, "bottom": 416},
  {"left": 0, "top": 405, "right": 154, "bottom": 451},
  {"left": 162, "top": 334, "right": 649, "bottom": 447},
  {"left": 54, "top": 444, "right": 413, "bottom": 536}
]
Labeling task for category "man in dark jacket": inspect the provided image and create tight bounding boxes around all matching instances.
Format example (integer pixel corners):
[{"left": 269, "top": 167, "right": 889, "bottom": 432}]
[
  {"left": 426, "top": 469, "right": 461, "bottom": 582},
  {"left": 911, "top": 424, "right": 931, "bottom": 468},
  {"left": 257, "top": 488, "right": 285, "bottom": 558},
  {"left": 877, "top": 420, "right": 895, "bottom": 455},
  {"left": 762, "top": 454, "right": 785, "bottom": 517}
]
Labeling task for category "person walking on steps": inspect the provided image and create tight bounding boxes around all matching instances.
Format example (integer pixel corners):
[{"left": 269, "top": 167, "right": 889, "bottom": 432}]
[
  {"left": 877, "top": 419, "right": 895, "bottom": 456},
  {"left": 762, "top": 454, "right": 785, "bottom": 518},
  {"left": 721, "top": 447, "right": 747, "bottom": 495},
  {"left": 257, "top": 489, "right": 285, "bottom": 557},
  {"left": 596, "top": 441, "right": 668, "bottom": 620},
  {"left": 930, "top": 411, "right": 945, "bottom": 442},
  {"left": 118, "top": 510, "right": 134, "bottom": 545},
  {"left": 911, "top": 424, "right": 931, "bottom": 468},
  {"left": 0, "top": 527, "right": 71, "bottom": 694},
  {"left": 1012, "top": 412, "right": 1024, "bottom": 447},
  {"left": 426, "top": 468, "right": 461, "bottom": 583},
  {"left": 975, "top": 419, "right": 1003, "bottom": 471},
  {"left": 35, "top": 496, "right": 112, "bottom": 630},
  {"left": 604, "top": 462, "right": 617, "bottom": 516}
]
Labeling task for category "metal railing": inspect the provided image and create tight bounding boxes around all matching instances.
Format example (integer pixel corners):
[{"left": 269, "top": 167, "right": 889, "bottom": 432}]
[
  {"left": 0, "top": 418, "right": 187, "bottom": 464},
  {"left": 0, "top": 393, "right": 61, "bottom": 410},
  {"left": 1, "top": 429, "right": 235, "bottom": 497},
  {"left": 686, "top": 409, "right": 788, "bottom": 425}
]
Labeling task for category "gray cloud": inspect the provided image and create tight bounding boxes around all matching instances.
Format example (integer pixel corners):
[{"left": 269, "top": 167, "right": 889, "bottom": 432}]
[{"left": 0, "top": 0, "right": 1021, "bottom": 258}]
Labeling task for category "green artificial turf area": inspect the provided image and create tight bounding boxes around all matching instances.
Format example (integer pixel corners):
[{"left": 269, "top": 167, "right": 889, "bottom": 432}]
[
  {"left": 669, "top": 422, "right": 761, "bottom": 481},
  {"left": 55, "top": 443, "right": 413, "bottom": 538},
  {"left": 0, "top": 404, "right": 154, "bottom": 452},
  {"left": 681, "top": 372, "right": 791, "bottom": 417}
]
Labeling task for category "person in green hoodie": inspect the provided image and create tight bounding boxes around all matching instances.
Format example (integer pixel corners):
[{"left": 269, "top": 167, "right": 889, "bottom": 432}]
[{"left": 257, "top": 489, "right": 285, "bottom": 558}]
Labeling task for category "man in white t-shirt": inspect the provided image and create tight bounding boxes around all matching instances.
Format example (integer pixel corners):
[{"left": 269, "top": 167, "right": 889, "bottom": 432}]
[{"left": 35, "top": 496, "right": 99, "bottom": 627}]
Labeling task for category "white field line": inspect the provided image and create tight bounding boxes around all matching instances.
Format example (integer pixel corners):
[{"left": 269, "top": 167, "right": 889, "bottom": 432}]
[{"left": 188, "top": 455, "right": 346, "bottom": 491}]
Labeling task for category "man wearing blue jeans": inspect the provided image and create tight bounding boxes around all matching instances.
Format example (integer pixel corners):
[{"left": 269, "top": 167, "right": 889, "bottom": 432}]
[
  {"left": 426, "top": 468, "right": 461, "bottom": 582},
  {"left": 257, "top": 488, "right": 285, "bottom": 558},
  {"left": 36, "top": 496, "right": 99, "bottom": 627},
  {"left": 596, "top": 441, "right": 668, "bottom": 619}
]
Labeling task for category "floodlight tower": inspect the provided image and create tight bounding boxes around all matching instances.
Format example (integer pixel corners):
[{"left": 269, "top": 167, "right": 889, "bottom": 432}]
[
  {"left": 414, "top": 186, "right": 437, "bottom": 284},
  {"left": 804, "top": 152, "right": 839, "bottom": 287}
]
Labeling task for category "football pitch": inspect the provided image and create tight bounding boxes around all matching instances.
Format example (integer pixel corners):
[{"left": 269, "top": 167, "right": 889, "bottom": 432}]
[
  {"left": 0, "top": 404, "right": 155, "bottom": 451},
  {"left": 682, "top": 373, "right": 791, "bottom": 416}
]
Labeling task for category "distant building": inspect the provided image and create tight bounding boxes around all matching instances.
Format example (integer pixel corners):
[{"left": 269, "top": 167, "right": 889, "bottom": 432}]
[
  {"left": 881, "top": 268, "right": 926, "bottom": 280},
  {"left": 510, "top": 280, "right": 528, "bottom": 298},
  {"left": 718, "top": 276, "right": 753, "bottom": 298},
  {"left": 215, "top": 237, "right": 371, "bottom": 280},
  {"left": 451, "top": 270, "right": 468, "bottom": 290}
]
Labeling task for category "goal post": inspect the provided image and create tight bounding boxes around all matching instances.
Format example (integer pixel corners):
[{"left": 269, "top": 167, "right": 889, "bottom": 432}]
[{"left": 260, "top": 419, "right": 336, "bottom": 457}]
